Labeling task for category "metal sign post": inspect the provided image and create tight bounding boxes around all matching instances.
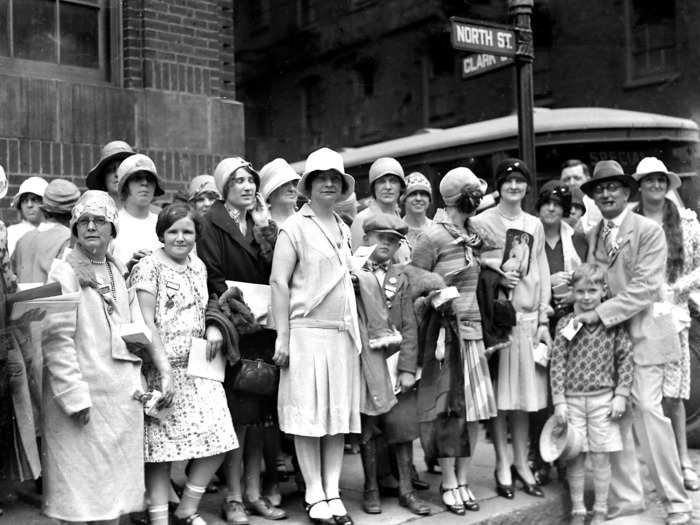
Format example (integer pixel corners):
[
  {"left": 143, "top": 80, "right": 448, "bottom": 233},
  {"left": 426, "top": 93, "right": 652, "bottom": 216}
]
[{"left": 449, "top": 2, "right": 536, "bottom": 206}]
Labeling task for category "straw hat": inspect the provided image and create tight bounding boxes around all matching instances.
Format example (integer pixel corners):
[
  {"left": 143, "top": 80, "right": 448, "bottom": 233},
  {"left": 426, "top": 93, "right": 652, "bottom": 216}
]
[
  {"left": 632, "top": 156, "right": 681, "bottom": 191},
  {"left": 86, "top": 140, "right": 135, "bottom": 190},
  {"left": 116, "top": 153, "right": 165, "bottom": 197},
  {"left": 12, "top": 176, "right": 48, "bottom": 208},
  {"left": 297, "top": 147, "right": 355, "bottom": 201},
  {"left": 539, "top": 415, "right": 584, "bottom": 463},
  {"left": 259, "top": 158, "right": 301, "bottom": 201}
]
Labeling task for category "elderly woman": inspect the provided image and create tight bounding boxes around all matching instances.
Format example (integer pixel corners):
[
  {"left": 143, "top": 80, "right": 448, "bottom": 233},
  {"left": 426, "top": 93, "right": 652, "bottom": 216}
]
[
  {"left": 42, "top": 191, "right": 156, "bottom": 524},
  {"left": 411, "top": 167, "right": 497, "bottom": 514},
  {"left": 632, "top": 157, "right": 700, "bottom": 492},
  {"left": 260, "top": 158, "right": 301, "bottom": 225},
  {"left": 270, "top": 147, "right": 360, "bottom": 525},
  {"left": 471, "top": 158, "right": 551, "bottom": 500},
  {"left": 197, "top": 157, "right": 285, "bottom": 525},
  {"left": 130, "top": 203, "right": 238, "bottom": 525}
]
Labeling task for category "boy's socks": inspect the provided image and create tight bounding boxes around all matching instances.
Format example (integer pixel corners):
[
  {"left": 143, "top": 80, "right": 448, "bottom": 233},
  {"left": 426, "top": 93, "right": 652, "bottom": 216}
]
[
  {"left": 148, "top": 504, "right": 169, "bottom": 525},
  {"left": 566, "top": 456, "right": 586, "bottom": 515},
  {"left": 590, "top": 452, "right": 611, "bottom": 515},
  {"left": 175, "top": 482, "right": 206, "bottom": 518}
]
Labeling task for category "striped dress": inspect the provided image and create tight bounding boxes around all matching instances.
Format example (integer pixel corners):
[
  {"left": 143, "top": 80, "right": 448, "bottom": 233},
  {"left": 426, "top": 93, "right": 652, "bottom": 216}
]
[{"left": 412, "top": 209, "right": 497, "bottom": 421}]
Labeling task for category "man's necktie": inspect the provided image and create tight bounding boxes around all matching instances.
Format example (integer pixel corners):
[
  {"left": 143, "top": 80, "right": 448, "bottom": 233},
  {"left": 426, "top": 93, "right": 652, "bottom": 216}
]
[{"left": 602, "top": 221, "right": 615, "bottom": 257}]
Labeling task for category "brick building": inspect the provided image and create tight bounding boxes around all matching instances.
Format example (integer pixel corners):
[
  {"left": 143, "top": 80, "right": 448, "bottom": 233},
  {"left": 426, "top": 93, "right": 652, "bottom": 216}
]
[
  {"left": 235, "top": 0, "right": 700, "bottom": 168},
  {"left": 0, "top": 0, "right": 243, "bottom": 221}
]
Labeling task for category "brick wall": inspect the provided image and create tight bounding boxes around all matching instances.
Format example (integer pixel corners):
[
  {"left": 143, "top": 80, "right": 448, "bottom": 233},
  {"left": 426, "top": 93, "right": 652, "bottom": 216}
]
[{"left": 0, "top": 0, "right": 243, "bottom": 223}]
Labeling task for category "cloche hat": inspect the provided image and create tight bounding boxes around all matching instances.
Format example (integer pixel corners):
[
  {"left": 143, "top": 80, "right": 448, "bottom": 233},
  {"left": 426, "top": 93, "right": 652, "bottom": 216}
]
[
  {"left": 439, "top": 167, "right": 487, "bottom": 206},
  {"left": 298, "top": 147, "right": 355, "bottom": 201},
  {"left": 41, "top": 179, "right": 81, "bottom": 215},
  {"left": 116, "top": 153, "right": 165, "bottom": 197},
  {"left": 213, "top": 157, "right": 259, "bottom": 196},
  {"left": 259, "top": 158, "right": 301, "bottom": 201},
  {"left": 12, "top": 176, "right": 48, "bottom": 208}
]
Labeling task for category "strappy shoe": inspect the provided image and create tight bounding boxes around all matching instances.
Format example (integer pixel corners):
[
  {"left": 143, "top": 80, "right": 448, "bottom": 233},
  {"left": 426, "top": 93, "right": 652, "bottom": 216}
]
[
  {"left": 457, "top": 484, "right": 480, "bottom": 511},
  {"left": 327, "top": 497, "right": 353, "bottom": 525},
  {"left": 511, "top": 465, "right": 544, "bottom": 498},
  {"left": 439, "top": 485, "right": 465, "bottom": 515},
  {"left": 304, "top": 500, "right": 335, "bottom": 525},
  {"left": 173, "top": 513, "right": 207, "bottom": 525}
]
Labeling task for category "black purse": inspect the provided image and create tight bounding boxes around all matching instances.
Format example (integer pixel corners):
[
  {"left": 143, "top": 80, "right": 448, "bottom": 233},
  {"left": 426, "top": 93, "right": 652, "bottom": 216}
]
[{"left": 231, "top": 358, "right": 279, "bottom": 396}]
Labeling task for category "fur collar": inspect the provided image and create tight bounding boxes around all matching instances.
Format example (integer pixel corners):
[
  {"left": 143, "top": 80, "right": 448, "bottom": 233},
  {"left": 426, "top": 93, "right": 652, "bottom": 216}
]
[{"left": 65, "top": 247, "right": 122, "bottom": 290}]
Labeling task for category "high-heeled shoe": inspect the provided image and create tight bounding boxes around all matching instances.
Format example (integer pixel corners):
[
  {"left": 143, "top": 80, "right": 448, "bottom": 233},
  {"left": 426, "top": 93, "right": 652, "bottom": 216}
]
[
  {"left": 304, "top": 500, "right": 335, "bottom": 525},
  {"left": 510, "top": 466, "right": 544, "bottom": 498},
  {"left": 494, "top": 470, "right": 514, "bottom": 499},
  {"left": 439, "top": 485, "right": 466, "bottom": 515},
  {"left": 457, "top": 484, "right": 480, "bottom": 511},
  {"left": 327, "top": 497, "right": 354, "bottom": 525}
]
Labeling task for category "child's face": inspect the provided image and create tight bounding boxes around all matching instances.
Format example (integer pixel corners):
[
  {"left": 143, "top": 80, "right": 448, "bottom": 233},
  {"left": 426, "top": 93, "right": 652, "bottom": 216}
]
[
  {"left": 366, "top": 231, "right": 401, "bottom": 263},
  {"left": 573, "top": 279, "right": 605, "bottom": 312}
]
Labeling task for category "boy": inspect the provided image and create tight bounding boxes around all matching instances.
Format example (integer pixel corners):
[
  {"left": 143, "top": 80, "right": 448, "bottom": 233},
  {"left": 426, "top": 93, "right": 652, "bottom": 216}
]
[
  {"left": 550, "top": 263, "right": 633, "bottom": 525},
  {"left": 354, "top": 214, "right": 444, "bottom": 517}
]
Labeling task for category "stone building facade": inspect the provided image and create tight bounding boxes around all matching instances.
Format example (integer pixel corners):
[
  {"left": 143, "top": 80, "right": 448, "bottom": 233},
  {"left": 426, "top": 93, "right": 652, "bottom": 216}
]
[
  {"left": 0, "top": 0, "right": 243, "bottom": 221},
  {"left": 235, "top": 0, "right": 700, "bottom": 167}
]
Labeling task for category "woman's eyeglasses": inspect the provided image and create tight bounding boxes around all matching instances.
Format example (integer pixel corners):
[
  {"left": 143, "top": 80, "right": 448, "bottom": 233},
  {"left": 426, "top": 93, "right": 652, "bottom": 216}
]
[{"left": 76, "top": 217, "right": 108, "bottom": 228}]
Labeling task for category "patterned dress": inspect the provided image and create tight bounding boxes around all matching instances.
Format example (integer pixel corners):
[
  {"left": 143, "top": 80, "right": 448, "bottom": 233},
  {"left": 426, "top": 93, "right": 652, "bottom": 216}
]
[{"left": 129, "top": 249, "right": 237, "bottom": 462}]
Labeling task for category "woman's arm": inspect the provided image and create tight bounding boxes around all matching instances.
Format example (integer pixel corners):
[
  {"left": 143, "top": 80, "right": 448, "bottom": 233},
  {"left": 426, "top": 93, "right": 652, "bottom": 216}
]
[
  {"left": 269, "top": 231, "right": 298, "bottom": 367},
  {"left": 136, "top": 290, "right": 174, "bottom": 405}
]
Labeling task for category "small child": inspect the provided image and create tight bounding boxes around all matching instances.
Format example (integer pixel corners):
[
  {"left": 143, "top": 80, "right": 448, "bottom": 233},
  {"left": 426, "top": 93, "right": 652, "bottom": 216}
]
[{"left": 549, "top": 263, "right": 633, "bottom": 525}]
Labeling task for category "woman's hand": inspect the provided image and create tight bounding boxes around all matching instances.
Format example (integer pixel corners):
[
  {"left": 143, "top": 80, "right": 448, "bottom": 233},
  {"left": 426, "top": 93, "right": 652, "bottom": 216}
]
[
  {"left": 500, "top": 270, "right": 520, "bottom": 289},
  {"left": 205, "top": 325, "right": 224, "bottom": 361},
  {"left": 273, "top": 336, "right": 289, "bottom": 368},
  {"left": 550, "top": 271, "right": 571, "bottom": 289},
  {"left": 397, "top": 372, "right": 416, "bottom": 394},
  {"left": 72, "top": 408, "right": 90, "bottom": 426},
  {"left": 158, "top": 368, "right": 174, "bottom": 408},
  {"left": 251, "top": 193, "right": 271, "bottom": 227}
]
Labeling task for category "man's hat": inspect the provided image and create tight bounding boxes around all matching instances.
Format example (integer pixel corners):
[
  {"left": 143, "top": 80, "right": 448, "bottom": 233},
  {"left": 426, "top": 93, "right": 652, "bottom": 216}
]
[
  {"left": 580, "top": 160, "right": 637, "bottom": 197},
  {"left": 363, "top": 213, "right": 408, "bottom": 239},
  {"left": 539, "top": 415, "right": 584, "bottom": 463}
]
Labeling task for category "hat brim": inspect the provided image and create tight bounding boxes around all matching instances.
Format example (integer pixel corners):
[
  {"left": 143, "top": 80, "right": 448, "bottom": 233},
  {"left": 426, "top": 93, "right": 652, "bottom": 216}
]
[
  {"left": 364, "top": 228, "right": 406, "bottom": 240},
  {"left": 580, "top": 174, "right": 638, "bottom": 197},
  {"left": 86, "top": 151, "right": 135, "bottom": 190},
  {"left": 117, "top": 170, "right": 166, "bottom": 197},
  {"left": 41, "top": 204, "right": 74, "bottom": 215},
  {"left": 263, "top": 173, "right": 302, "bottom": 201},
  {"left": 297, "top": 170, "right": 355, "bottom": 202},
  {"left": 632, "top": 170, "right": 682, "bottom": 191},
  {"left": 11, "top": 191, "right": 42, "bottom": 208},
  {"left": 539, "top": 416, "right": 568, "bottom": 463}
]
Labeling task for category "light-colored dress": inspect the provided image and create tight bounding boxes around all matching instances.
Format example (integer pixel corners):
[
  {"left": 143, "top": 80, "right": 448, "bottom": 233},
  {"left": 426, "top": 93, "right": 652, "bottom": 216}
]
[
  {"left": 471, "top": 207, "right": 551, "bottom": 412},
  {"left": 664, "top": 207, "right": 700, "bottom": 399},
  {"left": 277, "top": 204, "right": 362, "bottom": 437},
  {"left": 112, "top": 209, "right": 162, "bottom": 266},
  {"left": 43, "top": 257, "right": 144, "bottom": 522},
  {"left": 129, "top": 249, "right": 237, "bottom": 462},
  {"left": 412, "top": 209, "right": 497, "bottom": 421}
]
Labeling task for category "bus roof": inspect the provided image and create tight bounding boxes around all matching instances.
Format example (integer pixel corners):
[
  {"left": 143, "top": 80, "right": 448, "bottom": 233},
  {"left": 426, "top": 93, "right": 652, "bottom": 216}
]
[{"left": 290, "top": 107, "right": 699, "bottom": 171}]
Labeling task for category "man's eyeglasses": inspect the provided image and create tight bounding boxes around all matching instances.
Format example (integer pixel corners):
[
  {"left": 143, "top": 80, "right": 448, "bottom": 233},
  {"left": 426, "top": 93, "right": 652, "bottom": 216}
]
[
  {"left": 76, "top": 217, "right": 108, "bottom": 228},
  {"left": 592, "top": 182, "right": 623, "bottom": 195}
]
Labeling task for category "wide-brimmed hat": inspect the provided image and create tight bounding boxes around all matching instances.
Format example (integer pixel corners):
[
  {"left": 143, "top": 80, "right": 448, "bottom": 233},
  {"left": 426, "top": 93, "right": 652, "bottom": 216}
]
[
  {"left": 86, "top": 140, "right": 135, "bottom": 190},
  {"left": 363, "top": 213, "right": 409, "bottom": 239},
  {"left": 12, "top": 176, "right": 48, "bottom": 208},
  {"left": 259, "top": 158, "right": 301, "bottom": 201},
  {"left": 0, "top": 165, "right": 7, "bottom": 200},
  {"left": 439, "top": 167, "right": 487, "bottom": 206},
  {"left": 495, "top": 158, "right": 531, "bottom": 190},
  {"left": 213, "top": 157, "right": 260, "bottom": 196},
  {"left": 368, "top": 157, "right": 406, "bottom": 192},
  {"left": 580, "top": 160, "right": 637, "bottom": 197},
  {"left": 632, "top": 157, "right": 681, "bottom": 191},
  {"left": 539, "top": 415, "right": 584, "bottom": 463},
  {"left": 402, "top": 172, "right": 433, "bottom": 201},
  {"left": 70, "top": 190, "right": 119, "bottom": 237},
  {"left": 41, "top": 179, "right": 81, "bottom": 215},
  {"left": 116, "top": 153, "right": 165, "bottom": 197},
  {"left": 188, "top": 174, "right": 220, "bottom": 201},
  {"left": 298, "top": 147, "right": 355, "bottom": 201}
]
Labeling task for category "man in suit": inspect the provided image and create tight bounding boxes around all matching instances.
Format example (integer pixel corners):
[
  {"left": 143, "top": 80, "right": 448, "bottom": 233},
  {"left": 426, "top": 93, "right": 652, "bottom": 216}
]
[{"left": 577, "top": 160, "right": 691, "bottom": 525}]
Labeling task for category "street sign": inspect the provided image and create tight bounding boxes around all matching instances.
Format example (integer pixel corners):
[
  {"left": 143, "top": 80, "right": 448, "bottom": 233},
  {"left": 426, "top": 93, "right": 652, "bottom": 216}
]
[
  {"left": 461, "top": 53, "right": 514, "bottom": 79},
  {"left": 450, "top": 18, "right": 516, "bottom": 57}
]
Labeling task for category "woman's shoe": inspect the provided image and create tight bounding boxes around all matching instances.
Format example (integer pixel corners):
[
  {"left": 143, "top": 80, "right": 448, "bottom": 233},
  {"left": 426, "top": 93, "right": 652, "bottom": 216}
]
[
  {"left": 245, "top": 496, "right": 287, "bottom": 520},
  {"left": 173, "top": 513, "right": 207, "bottom": 525},
  {"left": 494, "top": 470, "right": 514, "bottom": 499},
  {"left": 511, "top": 466, "right": 544, "bottom": 498},
  {"left": 457, "top": 484, "right": 480, "bottom": 511},
  {"left": 439, "top": 485, "right": 466, "bottom": 515},
  {"left": 682, "top": 465, "right": 700, "bottom": 491},
  {"left": 304, "top": 501, "right": 335, "bottom": 525},
  {"left": 222, "top": 500, "right": 249, "bottom": 525},
  {"left": 327, "top": 497, "right": 353, "bottom": 525}
]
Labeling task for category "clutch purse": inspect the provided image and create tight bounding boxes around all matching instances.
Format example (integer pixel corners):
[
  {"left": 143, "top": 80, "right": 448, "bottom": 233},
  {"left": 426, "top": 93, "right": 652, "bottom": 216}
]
[{"left": 231, "top": 358, "right": 279, "bottom": 396}]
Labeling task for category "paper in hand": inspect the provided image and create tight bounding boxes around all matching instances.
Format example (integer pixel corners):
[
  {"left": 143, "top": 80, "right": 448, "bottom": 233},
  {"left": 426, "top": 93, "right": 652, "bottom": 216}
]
[
  {"left": 561, "top": 319, "right": 581, "bottom": 341},
  {"left": 186, "top": 337, "right": 226, "bottom": 382}
]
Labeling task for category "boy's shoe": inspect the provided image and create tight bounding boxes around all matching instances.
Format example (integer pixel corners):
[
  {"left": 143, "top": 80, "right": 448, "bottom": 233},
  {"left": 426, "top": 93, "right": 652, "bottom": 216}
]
[
  {"left": 666, "top": 512, "right": 691, "bottom": 525},
  {"left": 569, "top": 513, "right": 586, "bottom": 525},
  {"left": 589, "top": 512, "right": 606, "bottom": 524}
]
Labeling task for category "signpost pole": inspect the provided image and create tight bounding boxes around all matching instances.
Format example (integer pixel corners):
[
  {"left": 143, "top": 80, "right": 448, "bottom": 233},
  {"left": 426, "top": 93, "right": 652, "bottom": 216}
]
[{"left": 508, "top": 0, "right": 537, "bottom": 207}]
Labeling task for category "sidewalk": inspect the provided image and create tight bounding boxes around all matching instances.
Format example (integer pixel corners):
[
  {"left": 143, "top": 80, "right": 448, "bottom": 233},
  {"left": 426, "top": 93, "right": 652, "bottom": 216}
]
[{"left": 2, "top": 436, "right": 700, "bottom": 524}]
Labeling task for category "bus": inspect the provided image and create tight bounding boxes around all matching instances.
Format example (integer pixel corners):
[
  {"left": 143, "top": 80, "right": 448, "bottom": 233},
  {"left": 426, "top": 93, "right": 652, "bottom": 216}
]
[{"left": 291, "top": 107, "right": 700, "bottom": 215}]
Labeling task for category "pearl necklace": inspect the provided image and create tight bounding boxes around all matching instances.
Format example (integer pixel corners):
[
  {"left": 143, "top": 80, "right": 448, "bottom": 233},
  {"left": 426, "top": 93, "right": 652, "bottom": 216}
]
[{"left": 90, "top": 257, "right": 116, "bottom": 300}]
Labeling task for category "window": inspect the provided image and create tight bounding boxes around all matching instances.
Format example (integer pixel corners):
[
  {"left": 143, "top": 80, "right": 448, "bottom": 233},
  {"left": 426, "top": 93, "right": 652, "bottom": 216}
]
[
  {"left": 300, "top": 77, "right": 323, "bottom": 145},
  {"left": 297, "top": 0, "right": 317, "bottom": 28},
  {"left": 0, "top": 0, "right": 119, "bottom": 83},
  {"left": 625, "top": 0, "right": 677, "bottom": 83}
]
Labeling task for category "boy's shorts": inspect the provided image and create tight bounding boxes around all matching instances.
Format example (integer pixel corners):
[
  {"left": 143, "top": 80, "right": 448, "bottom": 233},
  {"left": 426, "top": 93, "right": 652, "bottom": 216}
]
[{"left": 566, "top": 390, "right": 623, "bottom": 453}]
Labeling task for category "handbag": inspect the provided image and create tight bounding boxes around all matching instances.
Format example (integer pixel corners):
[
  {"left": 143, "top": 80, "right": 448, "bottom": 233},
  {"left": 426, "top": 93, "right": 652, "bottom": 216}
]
[{"left": 231, "top": 358, "right": 279, "bottom": 396}]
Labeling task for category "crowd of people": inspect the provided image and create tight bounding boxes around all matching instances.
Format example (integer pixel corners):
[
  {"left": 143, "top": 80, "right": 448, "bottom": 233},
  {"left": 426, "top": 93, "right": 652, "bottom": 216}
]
[{"left": 0, "top": 140, "right": 698, "bottom": 525}]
